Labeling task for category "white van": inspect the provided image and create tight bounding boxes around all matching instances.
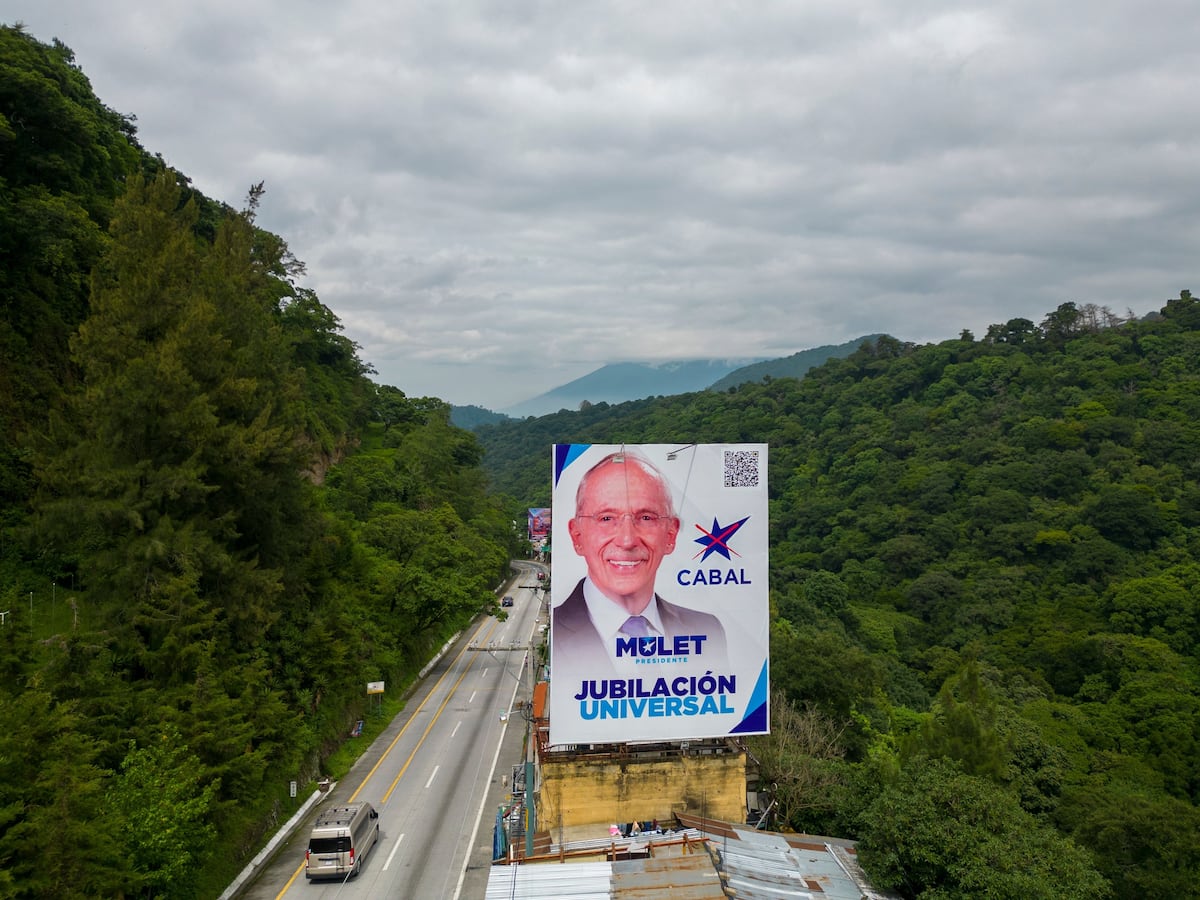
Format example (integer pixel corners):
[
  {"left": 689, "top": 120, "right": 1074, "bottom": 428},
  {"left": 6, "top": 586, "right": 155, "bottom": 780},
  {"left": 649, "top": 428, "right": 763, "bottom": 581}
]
[{"left": 304, "top": 802, "right": 381, "bottom": 881}]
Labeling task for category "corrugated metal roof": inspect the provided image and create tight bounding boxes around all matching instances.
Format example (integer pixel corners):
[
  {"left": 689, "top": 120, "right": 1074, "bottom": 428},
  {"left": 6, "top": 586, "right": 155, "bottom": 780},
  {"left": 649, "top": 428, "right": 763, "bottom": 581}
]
[
  {"left": 489, "top": 817, "right": 900, "bottom": 900},
  {"left": 485, "top": 861, "right": 612, "bottom": 899},
  {"left": 716, "top": 827, "right": 855, "bottom": 900},
  {"left": 702, "top": 821, "right": 898, "bottom": 900},
  {"left": 612, "top": 854, "right": 727, "bottom": 899}
]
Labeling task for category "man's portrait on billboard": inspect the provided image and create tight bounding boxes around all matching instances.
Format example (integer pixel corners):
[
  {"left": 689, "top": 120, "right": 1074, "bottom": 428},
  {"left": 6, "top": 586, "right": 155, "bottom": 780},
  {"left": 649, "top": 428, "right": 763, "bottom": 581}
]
[
  {"left": 549, "top": 443, "right": 769, "bottom": 744},
  {"left": 551, "top": 450, "right": 728, "bottom": 675}
]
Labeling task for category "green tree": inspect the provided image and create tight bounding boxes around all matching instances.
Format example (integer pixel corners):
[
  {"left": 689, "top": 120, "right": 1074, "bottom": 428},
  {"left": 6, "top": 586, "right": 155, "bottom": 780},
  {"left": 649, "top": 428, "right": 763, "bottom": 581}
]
[
  {"left": 905, "top": 662, "right": 1008, "bottom": 780},
  {"left": 36, "top": 171, "right": 309, "bottom": 673},
  {"left": 803, "top": 569, "right": 849, "bottom": 615},
  {"left": 373, "top": 384, "right": 417, "bottom": 432},
  {"left": 1057, "top": 781, "right": 1200, "bottom": 899},
  {"left": 0, "top": 690, "right": 129, "bottom": 898},
  {"left": 31, "top": 173, "right": 312, "bottom": 818},
  {"left": 0, "top": 26, "right": 144, "bottom": 549},
  {"left": 1104, "top": 574, "right": 1195, "bottom": 654},
  {"left": 1086, "top": 486, "right": 1167, "bottom": 550},
  {"left": 107, "top": 726, "right": 218, "bottom": 899},
  {"left": 1160, "top": 289, "right": 1200, "bottom": 328},
  {"left": 858, "top": 758, "right": 1111, "bottom": 899},
  {"left": 1043, "top": 302, "right": 1084, "bottom": 347}
]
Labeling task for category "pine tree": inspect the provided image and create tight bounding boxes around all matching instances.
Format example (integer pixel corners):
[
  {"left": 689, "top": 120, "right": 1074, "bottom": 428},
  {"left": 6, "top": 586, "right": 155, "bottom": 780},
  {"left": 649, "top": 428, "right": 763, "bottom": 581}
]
[
  {"left": 37, "top": 171, "right": 316, "bottom": 671},
  {"left": 35, "top": 172, "right": 310, "bottom": 807}
]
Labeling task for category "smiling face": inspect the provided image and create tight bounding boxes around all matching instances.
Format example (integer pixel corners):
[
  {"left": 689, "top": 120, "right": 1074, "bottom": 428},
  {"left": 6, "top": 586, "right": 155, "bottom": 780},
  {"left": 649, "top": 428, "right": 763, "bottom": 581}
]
[{"left": 568, "top": 457, "right": 680, "bottom": 614}]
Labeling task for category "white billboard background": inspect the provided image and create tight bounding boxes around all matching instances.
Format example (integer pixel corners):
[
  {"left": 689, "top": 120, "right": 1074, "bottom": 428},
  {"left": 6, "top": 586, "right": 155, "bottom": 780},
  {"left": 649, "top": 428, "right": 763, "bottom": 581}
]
[{"left": 549, "top": 443, "right": 769, "bottom": 744}]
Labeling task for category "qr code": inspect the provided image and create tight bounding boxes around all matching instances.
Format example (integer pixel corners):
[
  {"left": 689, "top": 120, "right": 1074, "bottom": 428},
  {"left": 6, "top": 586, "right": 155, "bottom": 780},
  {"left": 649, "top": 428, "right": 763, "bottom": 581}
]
[{"left": 724, "top": 450, "right": 759, "bottom": 487}]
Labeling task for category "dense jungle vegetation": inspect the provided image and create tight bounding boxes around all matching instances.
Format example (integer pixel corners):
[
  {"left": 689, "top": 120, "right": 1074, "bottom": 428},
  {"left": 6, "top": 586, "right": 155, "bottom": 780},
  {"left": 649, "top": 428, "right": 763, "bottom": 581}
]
[
  {"left": 1, "top": 27, "right": 523, "bottom": 898},
  {"left": 476, "top": 298, "right": 1200, "bottom": 897},
  {"left": 5, "top": 22, "right": 1199, "bottom": 900}
]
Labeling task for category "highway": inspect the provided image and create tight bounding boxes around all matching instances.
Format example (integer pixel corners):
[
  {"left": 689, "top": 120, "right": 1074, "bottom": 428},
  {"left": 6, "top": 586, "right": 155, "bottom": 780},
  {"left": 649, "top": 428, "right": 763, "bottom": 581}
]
[{"left": 239, "top": 561, "right": 545, "bottom": 900}]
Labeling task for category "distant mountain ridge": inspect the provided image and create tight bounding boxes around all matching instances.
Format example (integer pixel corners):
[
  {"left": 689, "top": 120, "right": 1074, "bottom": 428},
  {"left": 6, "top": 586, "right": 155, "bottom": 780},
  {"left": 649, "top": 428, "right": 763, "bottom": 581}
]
[
  {"left": 708, "top": 335, "right": 886, "bottom": 392},
  {"left": 450, "top": 336, "right": 886, "bottom": 425},
  {"left": 498, "top": 358, "right": 767, "bottom": 418}
]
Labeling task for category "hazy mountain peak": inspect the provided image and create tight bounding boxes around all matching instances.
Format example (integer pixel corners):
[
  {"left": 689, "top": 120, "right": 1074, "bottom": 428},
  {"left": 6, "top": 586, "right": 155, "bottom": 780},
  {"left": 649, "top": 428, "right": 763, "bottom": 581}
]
[
  {"left": 451, "top": 338, "right": 884, "bottom": 424},
  {"left": 498, "top": 358, "right": 766, "bottom": 418}
]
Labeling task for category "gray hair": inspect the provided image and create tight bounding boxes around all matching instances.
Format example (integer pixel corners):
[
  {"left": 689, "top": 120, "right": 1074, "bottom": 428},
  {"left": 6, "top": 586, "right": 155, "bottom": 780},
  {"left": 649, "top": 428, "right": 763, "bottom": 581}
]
[{"left": 574, "top": 450, "right": 676, "bottom": 518}]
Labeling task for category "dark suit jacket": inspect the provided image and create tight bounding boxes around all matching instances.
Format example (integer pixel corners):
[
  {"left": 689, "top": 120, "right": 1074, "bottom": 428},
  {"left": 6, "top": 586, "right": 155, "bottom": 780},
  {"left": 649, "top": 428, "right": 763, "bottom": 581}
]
[{"left": 552, "top": 578, "right": 728, "bottom": 676}]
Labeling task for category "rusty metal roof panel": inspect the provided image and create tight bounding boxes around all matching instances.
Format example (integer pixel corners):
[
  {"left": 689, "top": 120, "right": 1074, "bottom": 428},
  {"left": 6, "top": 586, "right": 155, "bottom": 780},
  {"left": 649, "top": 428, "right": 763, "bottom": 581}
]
[
  {"left": 701, "top": 821, "right": 901, "bottom": 900},
  {"left": 611, "top": 854, "right": 727, "bottom": 899},
  {"left": 491, "top": 817, "right": 899, "bottom": 900}
]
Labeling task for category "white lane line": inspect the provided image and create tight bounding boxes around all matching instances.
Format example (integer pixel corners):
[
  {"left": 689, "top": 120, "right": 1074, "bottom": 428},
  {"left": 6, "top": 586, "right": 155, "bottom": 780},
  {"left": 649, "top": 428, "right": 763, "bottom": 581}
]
[
  {"left": 450, "top": 646, "right": 526, "bottom": 900},
  {"left": 425, "top": 765, "right": 440, "bottom": 790},
  {"left": 451, "top": 720, "right": 462, "bottom": 738},
  {"left": 383, "top": 833, "right": 405, "bottom": 871}
]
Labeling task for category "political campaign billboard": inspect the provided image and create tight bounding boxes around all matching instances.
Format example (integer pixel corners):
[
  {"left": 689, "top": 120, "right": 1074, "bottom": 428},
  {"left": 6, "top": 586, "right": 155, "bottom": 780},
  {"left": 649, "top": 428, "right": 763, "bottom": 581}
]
[
  {"left": 528, "top": 508, "right": 551, "bottom": 539},
  {"left": 548, "top": 443, "right": 769, "bottom": 744}
]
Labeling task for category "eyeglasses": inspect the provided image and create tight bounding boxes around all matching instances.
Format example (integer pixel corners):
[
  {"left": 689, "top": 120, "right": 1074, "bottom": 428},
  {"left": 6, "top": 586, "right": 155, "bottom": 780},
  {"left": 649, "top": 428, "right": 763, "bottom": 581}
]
[{"left": 576, "top": 513, "right": 672, "bottom": 532}]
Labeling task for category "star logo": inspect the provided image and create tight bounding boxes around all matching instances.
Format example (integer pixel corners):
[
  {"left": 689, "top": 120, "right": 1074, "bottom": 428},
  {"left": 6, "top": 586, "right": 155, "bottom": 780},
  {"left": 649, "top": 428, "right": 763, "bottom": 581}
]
[{"left": 693, "top": 516, "right": 750, "bottom": 562}]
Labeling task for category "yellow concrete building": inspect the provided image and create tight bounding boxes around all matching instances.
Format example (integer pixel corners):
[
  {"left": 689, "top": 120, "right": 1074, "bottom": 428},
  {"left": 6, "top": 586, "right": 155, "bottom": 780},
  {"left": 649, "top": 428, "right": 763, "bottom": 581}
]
[
  {"left": 531, "top": 683, "right": 750, "bottom": 839},
  {"left": 537, "top": 742, "right": 748, "bottom": 835}
]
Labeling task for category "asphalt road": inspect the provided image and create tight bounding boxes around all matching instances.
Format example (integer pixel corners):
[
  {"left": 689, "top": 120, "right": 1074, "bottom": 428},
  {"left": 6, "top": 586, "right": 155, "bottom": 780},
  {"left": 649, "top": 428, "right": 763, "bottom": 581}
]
[{"left": 237, "top": 563, "right": 545, "bottom": 900}]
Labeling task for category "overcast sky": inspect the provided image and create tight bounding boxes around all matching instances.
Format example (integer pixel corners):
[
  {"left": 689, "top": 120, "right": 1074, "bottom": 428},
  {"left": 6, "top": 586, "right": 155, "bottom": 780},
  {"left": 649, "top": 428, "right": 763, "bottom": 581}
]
[{"left": 9, "top": 2, "right": 1200, "bottom": 410}]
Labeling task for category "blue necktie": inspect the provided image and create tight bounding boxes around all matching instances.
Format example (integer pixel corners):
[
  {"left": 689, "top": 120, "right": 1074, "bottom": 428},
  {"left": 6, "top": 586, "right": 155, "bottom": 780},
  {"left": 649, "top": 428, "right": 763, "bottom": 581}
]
[{"left": 621, "top": 615, "right": 651, "bottom": 637}]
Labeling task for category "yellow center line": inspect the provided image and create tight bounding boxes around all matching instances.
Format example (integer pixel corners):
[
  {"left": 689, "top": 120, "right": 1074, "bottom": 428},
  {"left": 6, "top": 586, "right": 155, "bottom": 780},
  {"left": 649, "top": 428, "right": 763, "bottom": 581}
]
[
  {"left": 381, "top": 652, "right": 479, "bottom": 803},
  {"left": 352, "top": 618, "right": 498, "bottom": 801},
  {"left": 273, "top": 617, "right": 499, "bottom": 898}
]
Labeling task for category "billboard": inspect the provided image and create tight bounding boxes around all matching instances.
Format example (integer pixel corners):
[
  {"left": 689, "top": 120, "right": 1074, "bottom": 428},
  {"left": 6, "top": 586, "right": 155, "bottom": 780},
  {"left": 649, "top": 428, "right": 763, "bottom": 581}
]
[
  {"left": 548, "top": 443, "right": 769, "bottom": 744},
  {"left": 528, "top": 508, "right": 552, "bottom": 539}
]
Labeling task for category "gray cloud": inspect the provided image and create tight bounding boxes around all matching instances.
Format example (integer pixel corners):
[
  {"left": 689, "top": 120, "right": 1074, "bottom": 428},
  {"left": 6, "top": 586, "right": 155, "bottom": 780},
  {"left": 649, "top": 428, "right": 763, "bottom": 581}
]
[{"left": 11, "top": 1, "right": 1200, "bottom": 408}]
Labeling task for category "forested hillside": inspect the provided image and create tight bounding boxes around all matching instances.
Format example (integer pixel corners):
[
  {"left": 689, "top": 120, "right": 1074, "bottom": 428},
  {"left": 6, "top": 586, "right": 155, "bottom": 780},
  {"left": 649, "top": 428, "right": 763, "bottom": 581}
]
[
  {"left": 1, "top": 27, "right": 523, "bottom": 898},
  {"left": 706, "top": 333, "right": 884, "bottom": 392},
  {"left": 477, "top": 304, "right": 1200, "bottom": 897},
  {"left": 6, "top": 22, "right": 1199, "bottom": 900}
]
